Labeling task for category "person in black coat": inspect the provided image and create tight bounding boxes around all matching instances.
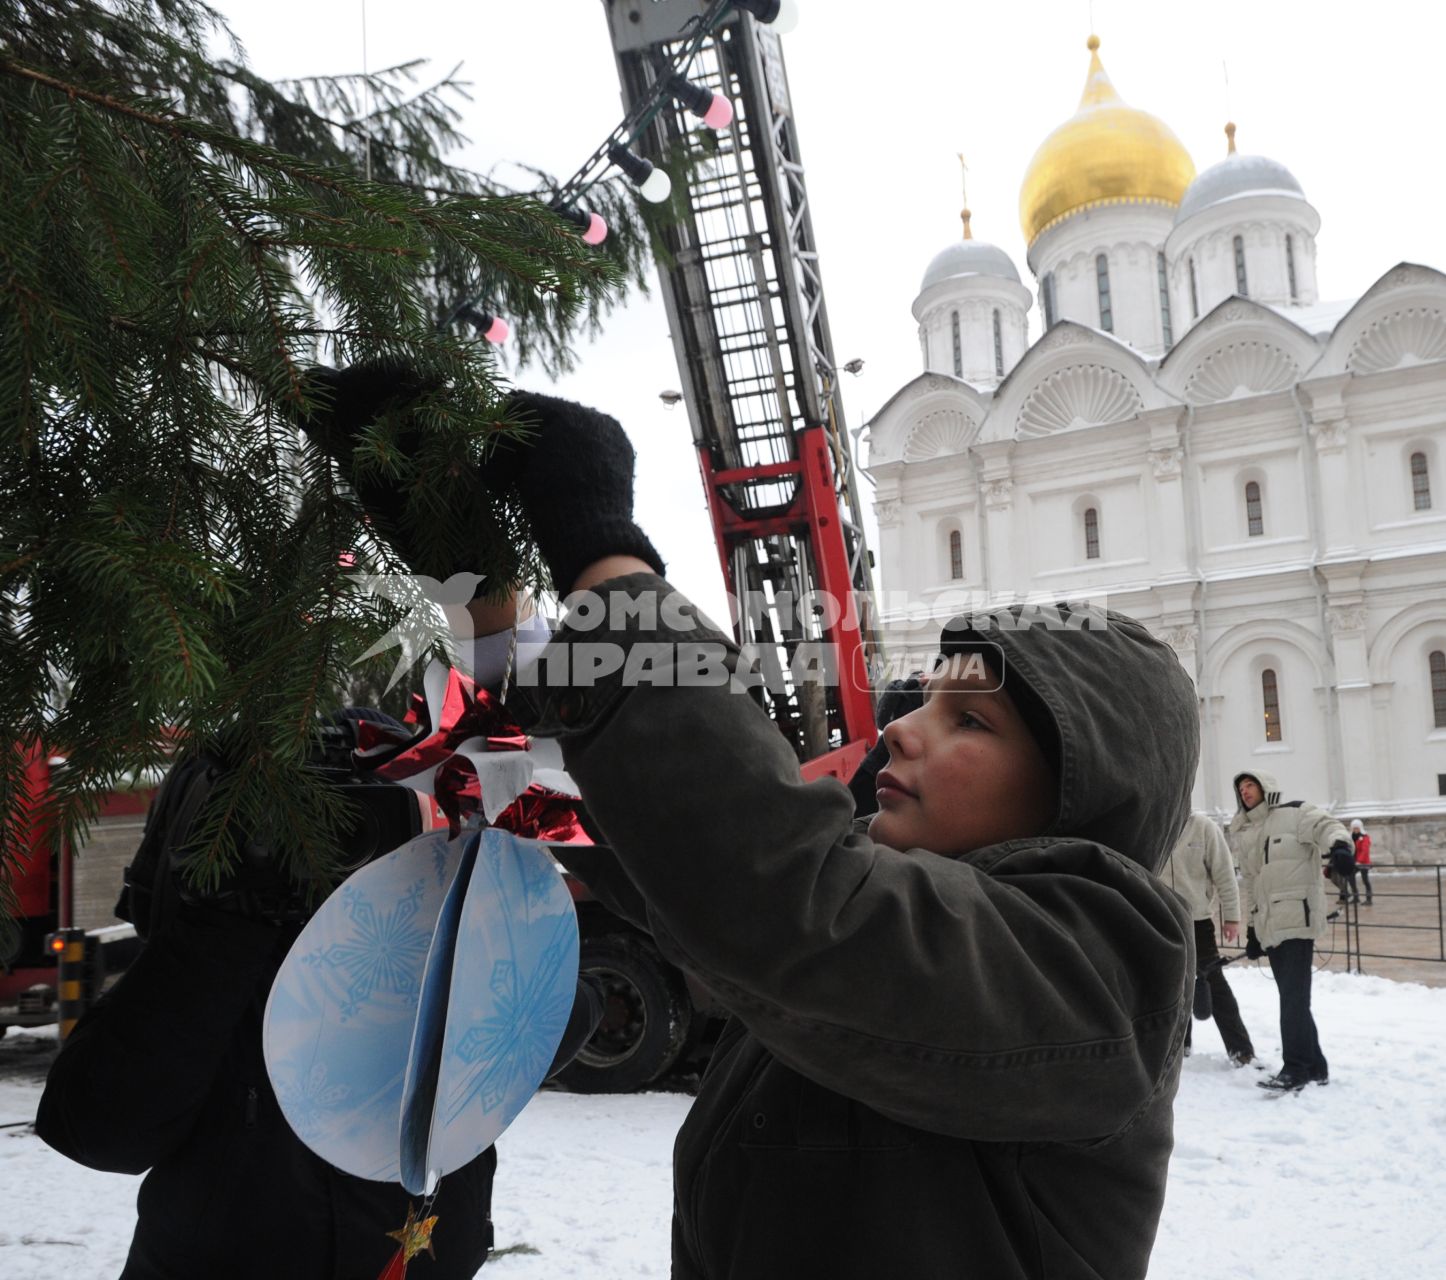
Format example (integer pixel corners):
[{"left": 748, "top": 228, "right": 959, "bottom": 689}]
[{"left": 36, "top": 703, "right": 601, "bottom": 1279}]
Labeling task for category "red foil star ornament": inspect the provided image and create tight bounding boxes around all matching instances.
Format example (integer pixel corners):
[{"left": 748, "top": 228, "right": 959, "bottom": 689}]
[{"left": 376, "top": 1203, "right": 439, "bottom": 1279}]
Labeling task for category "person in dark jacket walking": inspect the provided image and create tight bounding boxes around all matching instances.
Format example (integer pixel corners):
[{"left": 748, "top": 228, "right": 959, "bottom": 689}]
[{"left": 430, "top": 392, "right": 1191, "bottom": 1279}]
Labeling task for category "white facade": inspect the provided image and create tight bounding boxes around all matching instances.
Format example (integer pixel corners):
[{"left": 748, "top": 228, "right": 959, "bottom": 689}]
[{"left": 867, "top": 264, "right": 1446, "bottom": 830}]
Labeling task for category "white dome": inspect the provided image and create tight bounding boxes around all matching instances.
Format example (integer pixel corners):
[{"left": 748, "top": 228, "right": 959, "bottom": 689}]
[
  {"left": 1176, "top": 152, "right": 1305, "bottom": 224},
  {"left": 920, "top": 238, "right": 1021, "bottom": 292}
]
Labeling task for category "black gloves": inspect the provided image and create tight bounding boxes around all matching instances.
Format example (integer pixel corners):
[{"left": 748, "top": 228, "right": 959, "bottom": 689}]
[
  {"left": 295, "top": 360, "right": 444, "bottom": 572},
  {"left": 495, "top": 390, "right": 665, "bottom": 593},
  {"left": 295, "top": 365, "right": 663, "bottom": 593},
  {"left": 1245, "top": 926, "right": 1264, "bottom": 960}
]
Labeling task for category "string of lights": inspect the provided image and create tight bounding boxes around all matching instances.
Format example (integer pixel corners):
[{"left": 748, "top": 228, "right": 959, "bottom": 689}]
[{"left": 459, "top": 0, "right": 798, "bottom": 344}]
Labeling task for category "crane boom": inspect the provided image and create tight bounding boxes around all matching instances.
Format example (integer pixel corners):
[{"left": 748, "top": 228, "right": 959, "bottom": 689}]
[{"left": 601, "top": 0, "right": 879, "bottom": 780}]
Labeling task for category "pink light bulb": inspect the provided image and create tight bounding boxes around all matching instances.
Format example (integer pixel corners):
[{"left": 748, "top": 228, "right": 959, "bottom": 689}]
[
  {"left": 338, "top": 551, "right": 357, "bottom": 568},
  {"left": 583, "top": 212, "right": 609, "bottom": 245},
  {"left": 702, "top": 93, "right": 734, "bottom": 131},
  {"left": 483, "top": 315, "right": 510, "bottom": 344}
]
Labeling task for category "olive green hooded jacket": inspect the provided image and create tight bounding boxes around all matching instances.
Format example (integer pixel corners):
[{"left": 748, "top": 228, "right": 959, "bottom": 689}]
[{"left": 518, "top": 576, "right": 1197, "bottom": 1280}]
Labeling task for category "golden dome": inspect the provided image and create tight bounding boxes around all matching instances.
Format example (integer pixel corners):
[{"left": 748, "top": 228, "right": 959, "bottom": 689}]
[{"left": 1019, "top": 36, "right": 1196, "bottom": 246}]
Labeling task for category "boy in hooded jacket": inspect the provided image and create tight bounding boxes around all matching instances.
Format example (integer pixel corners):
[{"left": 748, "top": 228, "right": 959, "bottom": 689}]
[
  {"left": 303, "top": 372, "right": 1199, "bottom": 1279},
  {"left": 1229, "top": 771, "right": 1351, "bottom": 1092}
]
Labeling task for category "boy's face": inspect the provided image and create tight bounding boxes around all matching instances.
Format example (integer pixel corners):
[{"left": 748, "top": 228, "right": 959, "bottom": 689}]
[
  {"left": 868, "top": 656, "right": 1057, "bottom": 856},
  {"left": 1238, "top": 777, "right": 1263, "bottom": 809}
]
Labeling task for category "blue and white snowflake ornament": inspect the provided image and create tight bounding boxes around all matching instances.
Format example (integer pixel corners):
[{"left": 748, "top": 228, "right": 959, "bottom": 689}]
[{"left": 263, "top": 825, "right": 578, "bottom": 1191}]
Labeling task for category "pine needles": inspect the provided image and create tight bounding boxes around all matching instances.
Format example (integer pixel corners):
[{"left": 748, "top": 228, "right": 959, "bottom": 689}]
[{"left": 0, "top": 0, "right": 649, "bottom": 908}]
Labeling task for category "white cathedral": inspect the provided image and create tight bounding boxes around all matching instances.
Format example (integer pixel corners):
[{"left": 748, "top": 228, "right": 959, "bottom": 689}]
[{"left": 863, "top": 36, "right": 1446, "bottom": 856}]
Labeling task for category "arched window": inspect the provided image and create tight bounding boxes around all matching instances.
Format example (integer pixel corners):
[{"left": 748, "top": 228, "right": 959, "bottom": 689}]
[
  {"left": 1261, "top": 668, "right": 1282, "bottom": 742},
  {"left": 992, "top": 309, "right": 1004, "bottom": 378},
  {"left": 1096, "top": 254, "right": 1113, "bottom": 333},
  {"left": 1084, "top": 506, "right": 1100, "bottom": 560},
  {"left": 1412, "top": 451, "right": 1432, "bottom": 511},
  {"left": 1286, "top": 234, "right": 1298, "bottom": 303},
  {"left": 1157, "top": 252, "right": 1173, "bottom": 350},
  {"left": 1042, "top": 273, "right": 1057, "bottom": 329},
  {"left": 1233, "top": 235, "right": 1249, "bottom": 297},
  {"left": 1431, "top": 650, "right": 1446, "bottom": 730},
  {"left": 951, "top": 311, "right": 962, "bottom": 378},
  {"left": 949, "top": 530, "right": 964, "bottom": 580},
  {"left": 1188, "top": 257, "right": 1200, "bottom": 320},
  {"left": 1245, "top": 480, "right": 1264, "bottom": 537}
]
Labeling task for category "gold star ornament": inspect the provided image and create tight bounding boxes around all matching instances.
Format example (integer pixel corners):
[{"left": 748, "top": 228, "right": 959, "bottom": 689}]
[{"left": 386, "top": 1203, "right": 439, "bottom": 1263}]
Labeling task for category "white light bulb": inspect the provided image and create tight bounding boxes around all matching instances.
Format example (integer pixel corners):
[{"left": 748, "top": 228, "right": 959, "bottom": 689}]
[
  {"left": 772, "top": 0, "right": 800, "bottom": 33},
  {"left": 639, "top": 166, "right": 672, "bottom": 204}
]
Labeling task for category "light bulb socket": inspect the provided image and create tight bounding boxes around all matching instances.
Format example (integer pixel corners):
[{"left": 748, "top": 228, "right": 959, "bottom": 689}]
[
  {"left": 610, "top": 144, "right": 672, "bottom": 203},
  {"left": 553, "top": 202, "right": 610, "bottom": 245},
  {"left": 457, "top": 304, "right": 510, "bottom": 344},
  {"left": 607, "top": 143, "right": 654, "bottom": 188},
  {"left": 665, "top": 74, "right": 733, "bottom": 131}
]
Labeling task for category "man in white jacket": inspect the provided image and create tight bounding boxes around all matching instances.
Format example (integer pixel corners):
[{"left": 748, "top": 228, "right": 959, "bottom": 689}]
[
  {"left": 1164, "top": 813, "right": 1255, "bottom": 1067},
  {"left": 1229, "top": 770, "right": 1351, "bottom": 1092}
]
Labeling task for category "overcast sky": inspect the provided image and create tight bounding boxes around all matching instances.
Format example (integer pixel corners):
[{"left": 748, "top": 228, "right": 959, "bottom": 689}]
[{"left": 216, "top": 0, "right": 1446, "bottom": 618}]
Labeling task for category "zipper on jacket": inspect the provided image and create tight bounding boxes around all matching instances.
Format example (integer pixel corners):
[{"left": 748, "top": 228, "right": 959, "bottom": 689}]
[
  {"left": 245, "top": 1085, "right": 259, "bottom": 1128},
  {"left": 1303, "top": 900, "right": 1311, "bottom": 927}
]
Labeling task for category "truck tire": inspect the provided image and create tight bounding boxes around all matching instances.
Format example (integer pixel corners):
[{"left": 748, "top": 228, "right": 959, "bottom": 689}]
[{"left": 553, "top": 934, "right": 692, "bottom": 1094}]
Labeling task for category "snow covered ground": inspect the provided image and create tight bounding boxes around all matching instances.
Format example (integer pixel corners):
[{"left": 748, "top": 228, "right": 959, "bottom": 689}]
[{"left": 3, "top": 965, "right": 1445, "bottom": 1278}]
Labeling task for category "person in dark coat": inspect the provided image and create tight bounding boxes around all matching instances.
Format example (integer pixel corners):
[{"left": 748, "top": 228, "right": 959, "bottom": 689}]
[
  {"left": 36, "top": 686, "right": 600, "bottom": 1279},
  {"left": 471, "top": 393, "right": 1194, "bottom": 1280}
]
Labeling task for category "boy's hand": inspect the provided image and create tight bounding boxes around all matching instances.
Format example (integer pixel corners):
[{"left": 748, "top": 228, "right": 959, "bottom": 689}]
[
  {"left": 1245, "top": 926, "right": 1264, "bottom": 960},
  {"left": 1222, "top": 920, "right": 1239, "bottom": 945},
  {"left": 496, "top": 391, "right": 664, "bottom": 594},
  {"left": 293, "top": 360, "right": 439, "bottom": 565}
]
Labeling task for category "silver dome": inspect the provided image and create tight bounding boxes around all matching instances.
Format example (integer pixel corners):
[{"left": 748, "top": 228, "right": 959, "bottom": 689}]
[
  {"left": 919, "top": 239, "right": 1021, "bottom": 293},
  {"left": 1175, "top": 153, "right": 1305, "bottom": 224}
]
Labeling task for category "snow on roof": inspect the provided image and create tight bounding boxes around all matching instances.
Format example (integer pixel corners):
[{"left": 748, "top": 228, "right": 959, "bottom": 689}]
[{"left": 1265, "top": 297, "right": 1358, "bottom": 338}]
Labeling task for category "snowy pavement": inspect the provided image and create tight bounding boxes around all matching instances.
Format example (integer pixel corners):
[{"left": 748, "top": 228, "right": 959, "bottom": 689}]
[{"left": 2, "top": 965, "right": 1444, "bottom": 1278}]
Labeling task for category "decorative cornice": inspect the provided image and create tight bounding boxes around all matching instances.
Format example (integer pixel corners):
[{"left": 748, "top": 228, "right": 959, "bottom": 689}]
[
  {"left": 1149, "top": 447, "right": 1185, "bottom": 480},
  {"left": 1327, "top": 605, "right": 1368, "bottom": 635},
  {"left": 874, "top": 499, "right": 903, "bottom": 529},
  {"left": 981, "top": 477, "right": 1014, "bottom": 510},
  {"left": 1159, "top": 625, "right": 1198, "bottom": 652}
]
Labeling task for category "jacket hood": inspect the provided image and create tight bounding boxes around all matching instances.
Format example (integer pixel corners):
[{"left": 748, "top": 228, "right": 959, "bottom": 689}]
[
  {"left": 1231, "top": 769, "right": 1282, "bottom": 820},
  {"left": 939, "top": 603, "right": 1198, "bottom": 873}
]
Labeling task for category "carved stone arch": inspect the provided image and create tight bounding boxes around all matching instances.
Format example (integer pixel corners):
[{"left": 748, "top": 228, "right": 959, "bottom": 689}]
[
  {"left": 1346, "top": 306, "right": 1446, "bottom": 374},
  {"left": 1314, "top": 262, "right": 1446, "bottom": 378},
  {"left": 1016, "top": 364, "right": 1144, "bottom": 439},
  {"left": 1158, "top": 296, "right": 1317, "bottom": 400},
  {"left": 1183, "top": 340, "right": 1301, "bottom": 404},
  {"left": 1367, "top": 601, "right": 1446, "bottom": 685},
  {"left": 902, "top": 408, "right": 978, "bottom": 461},
  {"left": 1202, "top": 618, "right": 1329, "bottom": 694}
]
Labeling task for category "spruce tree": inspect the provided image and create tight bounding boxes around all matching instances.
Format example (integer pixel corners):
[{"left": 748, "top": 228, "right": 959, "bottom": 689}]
[{"left": 0, "top": 0, "right": 653, "bottom": 920}]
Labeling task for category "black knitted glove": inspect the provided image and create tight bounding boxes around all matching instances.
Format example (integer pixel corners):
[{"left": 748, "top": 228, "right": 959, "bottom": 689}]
[
  {"left": 1245, "top": 926, "right": 1264, "bottom": 960},
  {"left": 496, "top": 391, "right": 665, "bottom": 593},
  {"left": 294, "top": 360, "right": 439, "bottom": 566}
]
